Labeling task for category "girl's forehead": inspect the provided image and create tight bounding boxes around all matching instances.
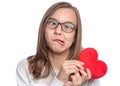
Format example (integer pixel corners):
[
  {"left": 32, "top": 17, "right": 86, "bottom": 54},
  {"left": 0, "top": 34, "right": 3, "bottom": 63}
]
[{"left": 51, "top": 8, "right": 77, "bottom": 25}]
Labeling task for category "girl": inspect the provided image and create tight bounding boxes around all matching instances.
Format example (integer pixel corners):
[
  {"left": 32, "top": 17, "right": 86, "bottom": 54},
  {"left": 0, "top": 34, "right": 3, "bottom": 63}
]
[{"left": 16, "top": 2, "right": 100, "bottom": 86}]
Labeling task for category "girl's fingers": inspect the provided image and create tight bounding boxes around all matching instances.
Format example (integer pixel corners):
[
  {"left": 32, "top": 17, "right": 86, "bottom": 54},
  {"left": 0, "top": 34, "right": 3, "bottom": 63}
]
[
  {"left": 79, "top": 68, "right": 91, "bottom": 80},
  {"left": 67, "top": 68, "right": 91, "bottom": 86},
  {"left": 64, "top": 60, "right": 84, "bottom": 70},
  {"left": 79, "top": 69, "right": 87, "bottom": 79},
  {"left": 70, "top": 72, "right": 83, "bottom": 86},
  {"left": 86, "top": 68, "right": 91, "bottom": 80}
]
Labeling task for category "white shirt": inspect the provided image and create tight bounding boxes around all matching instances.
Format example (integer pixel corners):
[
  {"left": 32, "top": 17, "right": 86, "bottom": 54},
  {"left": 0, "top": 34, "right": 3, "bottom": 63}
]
[{"left": 16, "top": 59, "right": 100, "bottom": 86}]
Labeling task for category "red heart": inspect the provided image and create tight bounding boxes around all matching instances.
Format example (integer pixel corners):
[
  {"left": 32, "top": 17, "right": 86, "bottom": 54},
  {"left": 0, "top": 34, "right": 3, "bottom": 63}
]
[{"left": 78, "top": 48, "right": 107, "bottom": 79}]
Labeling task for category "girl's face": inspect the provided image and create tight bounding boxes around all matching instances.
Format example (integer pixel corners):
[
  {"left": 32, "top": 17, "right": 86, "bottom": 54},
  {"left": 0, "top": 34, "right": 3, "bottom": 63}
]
[{"left": 45, "top": 8, "right": 77, "bottom": 54}]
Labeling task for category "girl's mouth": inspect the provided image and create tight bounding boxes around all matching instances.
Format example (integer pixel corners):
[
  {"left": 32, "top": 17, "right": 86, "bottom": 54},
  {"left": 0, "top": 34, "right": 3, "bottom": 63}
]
[{"left": 54, "top": 39, "right": 64, "bottom": 46}]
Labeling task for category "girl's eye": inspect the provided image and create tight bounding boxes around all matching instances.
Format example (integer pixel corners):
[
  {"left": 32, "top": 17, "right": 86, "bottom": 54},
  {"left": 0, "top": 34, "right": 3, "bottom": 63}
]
[
  {"left": 64, "top": 23, "right": 74, "bottom": 29},
  {"left": 48, "top": 20, "right": 57, "bottom": 26},
  {"left": 47, "top": 19, "right": 58, "bottom": 29}
]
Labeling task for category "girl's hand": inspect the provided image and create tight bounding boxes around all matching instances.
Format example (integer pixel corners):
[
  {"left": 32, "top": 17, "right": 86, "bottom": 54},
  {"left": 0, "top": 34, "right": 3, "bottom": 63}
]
[
  {"left": 57, "top": 60, "right": 84, "bottom": 83},
  {"left": 64, "top": 68, "right": 91, "bottom": 86}
]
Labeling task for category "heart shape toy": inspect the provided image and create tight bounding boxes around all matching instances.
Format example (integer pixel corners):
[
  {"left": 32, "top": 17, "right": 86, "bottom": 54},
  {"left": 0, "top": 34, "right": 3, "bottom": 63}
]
[{"left": 78, "top": 48, "right": 107, "bottom": 79}]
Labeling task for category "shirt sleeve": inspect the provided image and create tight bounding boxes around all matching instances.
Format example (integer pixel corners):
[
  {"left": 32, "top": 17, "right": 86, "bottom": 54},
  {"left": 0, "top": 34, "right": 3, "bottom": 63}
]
[
  {"left": 88, "top": 79, "right": 100, "bottom": 86},
  {"left": 16, "top": 59, "right": 31, "bottom": 86}
]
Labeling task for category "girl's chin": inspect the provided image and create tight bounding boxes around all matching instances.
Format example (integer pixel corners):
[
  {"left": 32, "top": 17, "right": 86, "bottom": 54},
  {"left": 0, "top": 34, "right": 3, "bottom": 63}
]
[
  {"left": 51, "top": 48, "right": 69, "bottom": 55},
  {"left": 52, "top": 50, "right": 64, "bottom": 54}
]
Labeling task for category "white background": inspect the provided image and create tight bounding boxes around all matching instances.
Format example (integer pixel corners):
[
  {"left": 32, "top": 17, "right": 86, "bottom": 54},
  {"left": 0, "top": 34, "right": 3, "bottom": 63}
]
[{"left": 0, "top": 0, "right": 120, "bottom": 86}]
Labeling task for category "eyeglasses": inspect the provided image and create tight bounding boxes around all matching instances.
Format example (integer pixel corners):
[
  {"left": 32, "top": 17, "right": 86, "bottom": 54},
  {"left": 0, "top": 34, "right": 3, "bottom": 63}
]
[{"left": 46, "top": 18, "right": 77, "bottom": 33}]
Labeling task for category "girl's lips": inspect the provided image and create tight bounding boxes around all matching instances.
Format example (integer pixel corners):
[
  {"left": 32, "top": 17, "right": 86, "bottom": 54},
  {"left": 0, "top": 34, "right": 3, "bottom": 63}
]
[{"left": 53, "top": 39, "right": 64, "bottom": 46}]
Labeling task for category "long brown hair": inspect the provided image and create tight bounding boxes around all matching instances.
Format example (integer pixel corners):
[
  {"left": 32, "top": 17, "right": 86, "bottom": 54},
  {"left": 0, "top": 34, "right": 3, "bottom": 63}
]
[{"left": 27, "top": 1, "right": 82, "bottom": 79}]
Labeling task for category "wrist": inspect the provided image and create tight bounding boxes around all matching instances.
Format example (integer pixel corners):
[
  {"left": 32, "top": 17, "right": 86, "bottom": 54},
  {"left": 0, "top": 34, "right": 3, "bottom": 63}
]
[{"left": 57, "top": 75, "right": 68, "bottom": 83}]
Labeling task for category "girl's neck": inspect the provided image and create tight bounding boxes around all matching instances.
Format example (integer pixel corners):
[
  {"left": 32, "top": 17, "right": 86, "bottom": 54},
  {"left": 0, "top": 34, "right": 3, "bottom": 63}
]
[{"left": 48, "top": 51, "right": 70, "bottom": 70}]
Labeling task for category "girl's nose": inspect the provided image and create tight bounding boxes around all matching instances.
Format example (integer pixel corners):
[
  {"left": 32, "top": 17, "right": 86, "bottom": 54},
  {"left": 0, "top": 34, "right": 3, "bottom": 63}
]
[{"left": 54, "top": 24, "right": 62, "bottom": 35}]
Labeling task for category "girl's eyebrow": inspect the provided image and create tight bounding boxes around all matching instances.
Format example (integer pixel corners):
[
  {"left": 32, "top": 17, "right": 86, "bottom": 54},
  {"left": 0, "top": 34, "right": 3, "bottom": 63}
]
[
  {"left": 49, "top": 17, "right": 58, "bottom": 21},
  {"left": 49, "top": 17, "right": 76, "bottom": 25}
]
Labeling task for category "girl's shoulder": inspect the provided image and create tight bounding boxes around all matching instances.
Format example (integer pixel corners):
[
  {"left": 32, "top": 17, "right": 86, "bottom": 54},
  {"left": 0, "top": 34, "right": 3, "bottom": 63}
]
[
  {"left": 17, "top": 58, "right": 28, "bottom": 66},
  {"left": 16, "top": 58, "right": 29, "bottom": 71}
]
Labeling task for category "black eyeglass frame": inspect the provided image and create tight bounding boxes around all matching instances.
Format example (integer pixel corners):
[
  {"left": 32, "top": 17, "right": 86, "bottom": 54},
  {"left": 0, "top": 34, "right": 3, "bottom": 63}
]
[{"left": 46, "top": 18, "right": 77, "bottom": 33}]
